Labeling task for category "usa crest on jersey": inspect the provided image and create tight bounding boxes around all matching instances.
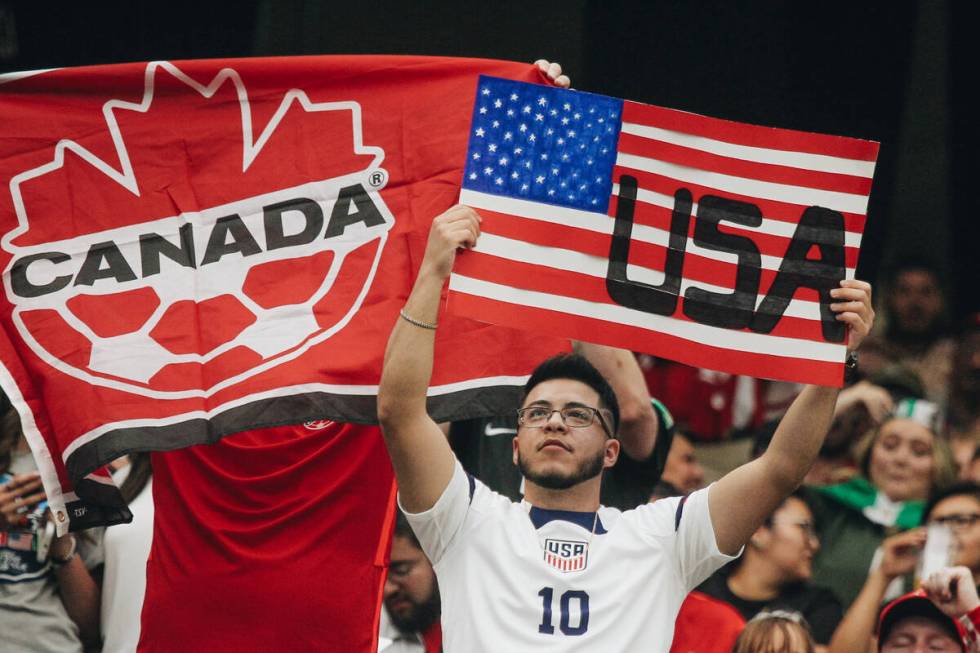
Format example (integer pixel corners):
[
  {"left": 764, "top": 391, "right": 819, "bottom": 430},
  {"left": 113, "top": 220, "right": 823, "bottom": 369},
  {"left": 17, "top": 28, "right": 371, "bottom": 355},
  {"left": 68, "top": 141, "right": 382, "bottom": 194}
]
[{"left": 543, "top": 538, "right": 589, "bottom": 573}]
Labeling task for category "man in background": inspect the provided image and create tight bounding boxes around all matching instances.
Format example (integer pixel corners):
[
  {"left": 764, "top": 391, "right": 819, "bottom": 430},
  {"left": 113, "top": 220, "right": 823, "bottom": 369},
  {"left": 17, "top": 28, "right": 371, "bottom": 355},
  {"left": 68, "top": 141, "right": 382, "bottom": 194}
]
[
  {"left": 652, "top": 432, "right": 705, "bottom": 499},
  {"left": 862, "top": 261, "right": 953, "bottom": 403},
  {"left": 379, "top": 513, "right": 441, "bottom": 653}
]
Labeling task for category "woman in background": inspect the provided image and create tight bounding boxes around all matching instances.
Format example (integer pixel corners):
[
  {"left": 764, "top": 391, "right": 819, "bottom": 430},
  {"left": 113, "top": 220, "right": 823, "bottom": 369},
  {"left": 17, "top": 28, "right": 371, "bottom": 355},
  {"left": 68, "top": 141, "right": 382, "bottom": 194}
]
[
  {"left": 807, "top": 398, "right": 956, "bottom": 607},
  {"left": 697, "top": 492, "right": 842, "bottom": 650}
]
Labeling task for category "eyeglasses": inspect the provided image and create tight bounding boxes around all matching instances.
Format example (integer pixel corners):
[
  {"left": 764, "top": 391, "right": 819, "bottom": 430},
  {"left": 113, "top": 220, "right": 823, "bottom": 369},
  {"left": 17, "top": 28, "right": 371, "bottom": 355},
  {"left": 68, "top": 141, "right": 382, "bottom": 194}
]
[
  {"left": 771, "top": 520, "right": 819, "bottom": 541},
  {"left": 931, "top": 513, "right": 980, "bottom": 532},
  {"left": 517, "top": 405, "right": 612, "bottom": 437}
]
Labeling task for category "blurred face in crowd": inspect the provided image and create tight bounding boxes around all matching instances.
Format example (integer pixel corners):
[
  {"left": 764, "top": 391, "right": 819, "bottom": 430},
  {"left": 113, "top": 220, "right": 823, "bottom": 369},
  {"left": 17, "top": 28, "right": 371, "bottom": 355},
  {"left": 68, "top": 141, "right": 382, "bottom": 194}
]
[
  {"left": 879, "top": 616, "right": 962, "bottom": 652},
  {"left": 869, "top": 418, "right": 935, "bottom": 502},
  {"left": 951, "top": 439, "right": 976, "bottom": 481},
  {"left": 756, "top": 497, "right": 820, "bottom": 583},
  {"left": 660, "top": 433, "right": 704, "bottom": 495},
  {"left": 928, "top": 494, "right": 980, "bottom": 573},
  {"left": 384, "top": 535, "right": 440, "bottom": 634},
  {"left": 514, "top": 379, "right": 619, "bottom": 490},
  {"left": 887, "top": 269, "right": 944, "bottom": 338}
]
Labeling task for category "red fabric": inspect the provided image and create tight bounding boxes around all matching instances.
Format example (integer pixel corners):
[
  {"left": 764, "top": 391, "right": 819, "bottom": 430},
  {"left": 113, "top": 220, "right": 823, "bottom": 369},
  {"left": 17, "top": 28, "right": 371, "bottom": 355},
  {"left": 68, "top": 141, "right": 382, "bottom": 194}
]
[
  {"left": 639, "top": 357, "right": 764, "bottom": 441},
  {"left": 670, "top": 591, "right": 746, "bottom": 653},
  {"left": 422, "top": 622, "right": 443, "bottom": 653},
  {"left": 0, "top": 56, "right": 569, "bottom": 531},
  {"left": 140, "top": 422, "right": 395, "bottom": 653}
]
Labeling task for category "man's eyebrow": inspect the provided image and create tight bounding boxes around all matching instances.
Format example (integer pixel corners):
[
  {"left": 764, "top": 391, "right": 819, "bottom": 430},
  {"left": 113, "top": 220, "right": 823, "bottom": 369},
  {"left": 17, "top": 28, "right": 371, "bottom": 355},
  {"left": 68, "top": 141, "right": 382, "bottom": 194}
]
[{"left": 526, "top": 400, "right": 553, "bottom": 407}]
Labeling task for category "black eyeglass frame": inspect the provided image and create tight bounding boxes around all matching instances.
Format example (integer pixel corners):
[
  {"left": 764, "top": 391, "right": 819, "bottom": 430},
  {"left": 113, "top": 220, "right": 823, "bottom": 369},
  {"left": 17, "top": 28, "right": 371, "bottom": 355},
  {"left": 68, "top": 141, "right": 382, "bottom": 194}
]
[
  {"left": 516, "top": 405, "right": 614, "bottom": 438},
  {"left": 930, "top": 513, "right": 980, "bottom": 531}
]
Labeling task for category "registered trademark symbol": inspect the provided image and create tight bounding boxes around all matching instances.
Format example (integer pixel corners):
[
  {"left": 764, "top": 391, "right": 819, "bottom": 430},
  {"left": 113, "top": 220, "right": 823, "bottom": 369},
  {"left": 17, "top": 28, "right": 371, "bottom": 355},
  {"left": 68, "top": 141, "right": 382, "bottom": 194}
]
[{"left": 368, "top": 168, "right": 388, "bottom": 189}]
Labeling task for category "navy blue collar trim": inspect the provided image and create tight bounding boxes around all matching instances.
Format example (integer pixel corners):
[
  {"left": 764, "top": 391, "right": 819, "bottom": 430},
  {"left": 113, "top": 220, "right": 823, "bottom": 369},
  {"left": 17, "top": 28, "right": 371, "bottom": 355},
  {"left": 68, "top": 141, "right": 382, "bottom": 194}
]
[{"left": 528, "top": 506, "right": 607, "bottom": 534}]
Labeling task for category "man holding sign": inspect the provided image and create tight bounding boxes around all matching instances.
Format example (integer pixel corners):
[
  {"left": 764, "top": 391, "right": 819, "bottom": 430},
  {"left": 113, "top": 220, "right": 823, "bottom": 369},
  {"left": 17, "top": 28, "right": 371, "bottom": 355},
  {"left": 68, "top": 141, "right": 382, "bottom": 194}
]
[{"left": 378, "top": 204, "right": 873, "bottom": 650}]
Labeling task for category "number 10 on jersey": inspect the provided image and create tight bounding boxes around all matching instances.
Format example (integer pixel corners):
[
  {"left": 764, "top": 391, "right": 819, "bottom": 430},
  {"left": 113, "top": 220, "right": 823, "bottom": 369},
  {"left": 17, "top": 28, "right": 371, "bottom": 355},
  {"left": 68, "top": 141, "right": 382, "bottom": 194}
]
[{"left": 538, "top": 587, "right": 590, "bottom": 636}]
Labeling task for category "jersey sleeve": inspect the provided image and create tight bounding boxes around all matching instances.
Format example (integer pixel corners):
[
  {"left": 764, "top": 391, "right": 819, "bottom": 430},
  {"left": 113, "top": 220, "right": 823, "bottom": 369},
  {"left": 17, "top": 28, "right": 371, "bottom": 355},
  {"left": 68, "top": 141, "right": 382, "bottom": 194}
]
[
  {"left": 400, "top": 459, "right": 474, "bottom": 566},
  {"left": 673, "top": 485, "right": 740, "bottom": 591}
]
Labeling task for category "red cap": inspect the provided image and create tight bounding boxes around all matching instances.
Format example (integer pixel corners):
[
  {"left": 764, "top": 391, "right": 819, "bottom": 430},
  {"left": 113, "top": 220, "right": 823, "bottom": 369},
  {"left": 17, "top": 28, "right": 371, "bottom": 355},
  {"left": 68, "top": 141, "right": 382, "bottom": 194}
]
[{"left": 877, "top": 590, "right": 966, "bottom": 651}]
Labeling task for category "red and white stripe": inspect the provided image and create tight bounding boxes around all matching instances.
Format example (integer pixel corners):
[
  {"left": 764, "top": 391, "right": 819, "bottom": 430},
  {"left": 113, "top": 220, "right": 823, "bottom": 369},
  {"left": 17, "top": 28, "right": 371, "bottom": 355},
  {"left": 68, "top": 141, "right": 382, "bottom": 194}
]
[
  {"left": 545, "top": 552, "right": 586, "bottom": 572},
  {"left": 450, "top": 101, "right": 878, "bottom": 386}
]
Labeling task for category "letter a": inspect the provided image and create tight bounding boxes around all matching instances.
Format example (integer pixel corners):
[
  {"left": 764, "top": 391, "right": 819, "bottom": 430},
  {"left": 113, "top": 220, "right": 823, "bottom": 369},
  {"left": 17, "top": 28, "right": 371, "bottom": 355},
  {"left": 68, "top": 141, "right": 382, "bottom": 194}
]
[{"left": 751, "top": 206, "right": 847, "bottom": 342}]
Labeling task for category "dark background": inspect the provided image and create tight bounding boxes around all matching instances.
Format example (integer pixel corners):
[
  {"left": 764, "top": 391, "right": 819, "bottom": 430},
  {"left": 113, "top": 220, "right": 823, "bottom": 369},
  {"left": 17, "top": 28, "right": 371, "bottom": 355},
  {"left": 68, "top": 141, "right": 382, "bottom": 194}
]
[{"left": 1, "top": 0, "right": 975, "bottom": 319}]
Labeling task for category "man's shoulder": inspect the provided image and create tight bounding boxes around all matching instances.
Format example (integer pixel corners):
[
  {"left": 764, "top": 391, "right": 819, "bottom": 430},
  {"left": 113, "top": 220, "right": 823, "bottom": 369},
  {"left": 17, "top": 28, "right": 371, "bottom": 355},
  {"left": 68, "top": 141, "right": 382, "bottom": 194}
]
[{"left": 617, "top": 492, "right": 689, "bottom": 535}]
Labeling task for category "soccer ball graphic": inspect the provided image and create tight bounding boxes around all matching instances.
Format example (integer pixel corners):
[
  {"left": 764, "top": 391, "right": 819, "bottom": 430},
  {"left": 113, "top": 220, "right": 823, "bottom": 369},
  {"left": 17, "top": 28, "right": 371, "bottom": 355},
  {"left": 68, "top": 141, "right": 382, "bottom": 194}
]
[{"left": 2, "top": 62, "right": 395, "bottom": 398}]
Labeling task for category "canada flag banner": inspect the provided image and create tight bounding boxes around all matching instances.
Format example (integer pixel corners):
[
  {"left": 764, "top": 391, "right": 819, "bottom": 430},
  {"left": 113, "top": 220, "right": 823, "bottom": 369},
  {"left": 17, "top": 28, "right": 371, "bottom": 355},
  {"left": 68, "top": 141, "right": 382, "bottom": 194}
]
[{"left": 0, "top": 57, "right": 569, "bottom": 532}]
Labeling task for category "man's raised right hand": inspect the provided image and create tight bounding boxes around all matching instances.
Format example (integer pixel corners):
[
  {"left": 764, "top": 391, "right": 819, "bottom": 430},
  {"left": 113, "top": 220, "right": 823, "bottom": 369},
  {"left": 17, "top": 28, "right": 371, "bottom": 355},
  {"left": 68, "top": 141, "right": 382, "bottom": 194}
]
[{"left": 420, "top": 205, "right": 482, "bottom": 280}]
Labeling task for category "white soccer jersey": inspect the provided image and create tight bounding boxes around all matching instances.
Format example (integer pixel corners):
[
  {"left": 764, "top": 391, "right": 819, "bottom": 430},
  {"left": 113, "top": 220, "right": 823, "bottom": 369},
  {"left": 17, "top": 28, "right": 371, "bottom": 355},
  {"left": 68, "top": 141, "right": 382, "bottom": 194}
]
[{"left": 403, "top": 460, "right": 737, "bottom": 652}]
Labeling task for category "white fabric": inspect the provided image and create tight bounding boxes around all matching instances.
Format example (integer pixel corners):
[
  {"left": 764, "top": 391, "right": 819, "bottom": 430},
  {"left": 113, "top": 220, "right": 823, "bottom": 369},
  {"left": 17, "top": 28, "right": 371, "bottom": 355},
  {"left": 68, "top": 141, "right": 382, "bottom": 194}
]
[
  {"left": 403, "top": 461, "right": 736, "bottom": 652},
  {"left": 377, "top": 606, "right": 426, "bottom": 652},
  {"left": 100, "top": 469, "right": 154, "bottom": 653}
]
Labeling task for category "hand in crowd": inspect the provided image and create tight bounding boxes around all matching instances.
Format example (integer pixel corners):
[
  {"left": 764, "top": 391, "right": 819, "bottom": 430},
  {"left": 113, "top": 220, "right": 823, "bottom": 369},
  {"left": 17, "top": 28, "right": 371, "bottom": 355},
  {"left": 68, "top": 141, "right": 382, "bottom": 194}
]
[
  {"left": 534, "top": 59, "right": 570, "bottom": 88},
  {"left": 835, "top": 380, "right": 894, "bottom": 424},
  {"left": 0, "top": 471, "right": 45, "bottom": 529},
  {"left": 878, "top": 529, "right": 927, "bottom": 581},
  {"left": 46, "top": 515, "right": 75, "bottom": 561},
  {"left": 830, "top": 279, "right": 875, "bottom": 352},
  {"left": 421, "top": 205, "right": 482, "bottom": 280},
  {"left": 923, "top": 566, "right": 980, "bottom": 618}
]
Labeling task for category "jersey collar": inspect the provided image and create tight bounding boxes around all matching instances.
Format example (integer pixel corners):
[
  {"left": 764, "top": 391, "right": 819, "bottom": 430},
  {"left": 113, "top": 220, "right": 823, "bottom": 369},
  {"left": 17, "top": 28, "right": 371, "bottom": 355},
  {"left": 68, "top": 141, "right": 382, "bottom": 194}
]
[{"left": 526, "top": 505, "right": 608, "bottom": 534}]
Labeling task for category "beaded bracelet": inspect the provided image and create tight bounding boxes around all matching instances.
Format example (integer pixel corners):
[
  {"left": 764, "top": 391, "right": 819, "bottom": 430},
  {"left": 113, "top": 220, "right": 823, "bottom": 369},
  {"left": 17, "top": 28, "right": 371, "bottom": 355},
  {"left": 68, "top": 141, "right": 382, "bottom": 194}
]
[{"left": 399, "top": 308, "right": 438, "bottom": 330}]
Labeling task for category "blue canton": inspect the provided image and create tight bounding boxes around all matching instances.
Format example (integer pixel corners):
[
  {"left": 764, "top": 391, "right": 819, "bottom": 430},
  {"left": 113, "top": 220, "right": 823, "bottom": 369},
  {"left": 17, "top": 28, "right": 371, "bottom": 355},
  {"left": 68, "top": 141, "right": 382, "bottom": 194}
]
[{"left": 463, "top": 76, "right": 624, "bottom": 213}]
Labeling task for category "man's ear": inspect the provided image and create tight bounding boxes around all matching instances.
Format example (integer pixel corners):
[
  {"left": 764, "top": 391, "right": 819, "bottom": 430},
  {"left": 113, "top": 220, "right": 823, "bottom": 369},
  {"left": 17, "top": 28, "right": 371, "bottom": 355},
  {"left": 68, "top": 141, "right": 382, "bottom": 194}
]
[
  {"left": 512, "top": 435, "right": 520, "bottom": 466},
  {"left": 603, "top": 438, "right": 621, "bottom": 469},
  {"left": 749, "top": 526, "right": 771, "bottom": 550}
]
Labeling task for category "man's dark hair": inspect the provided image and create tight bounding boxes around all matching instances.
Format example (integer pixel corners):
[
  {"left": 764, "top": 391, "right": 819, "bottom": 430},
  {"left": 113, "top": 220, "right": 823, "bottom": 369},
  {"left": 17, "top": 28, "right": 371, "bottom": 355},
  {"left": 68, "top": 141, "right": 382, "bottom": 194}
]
[
  {"left": 394, "top": 510, "right": 421, "bottom": 549},
  {"left": 886, "top": 257, "right": 944, "bottom": 288},
  {"left": 924, "top": 481, "right": 980, "bottom": 522},
  {"left": 521, "top": 353, "right": 620, "bottom": 436}
]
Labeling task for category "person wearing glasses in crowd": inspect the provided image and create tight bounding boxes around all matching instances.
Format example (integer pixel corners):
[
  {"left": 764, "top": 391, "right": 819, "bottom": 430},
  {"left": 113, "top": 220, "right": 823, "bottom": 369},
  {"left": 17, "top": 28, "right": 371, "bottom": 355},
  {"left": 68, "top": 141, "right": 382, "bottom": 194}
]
[
  {"left": 828, "top": 482, "right": 980, "bottom": 652},
  {"left": 693, "top": 492, "right": 842, "bottom": 650},
  {"left": 376, "top": 206, "right": 875, "bottom": 651}
]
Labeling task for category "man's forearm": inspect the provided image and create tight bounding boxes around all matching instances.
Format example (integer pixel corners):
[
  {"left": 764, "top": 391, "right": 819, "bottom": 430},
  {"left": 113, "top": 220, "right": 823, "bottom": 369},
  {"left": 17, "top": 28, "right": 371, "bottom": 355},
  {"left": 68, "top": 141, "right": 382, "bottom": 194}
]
[
  {"left": 55, "top": 557, "right": 100, "bottom": 645},
  {"left": 377, "top": 265, "right": 443, "bottom": 426},
  {"left": 761, "top": 384, "right": 839, "bottom": 490},
  {"left": 376, "top": 206, "right": 481, "bottom": 511},
  {"left": 827, "top": 570, "right": 890, "bottom": 653}
]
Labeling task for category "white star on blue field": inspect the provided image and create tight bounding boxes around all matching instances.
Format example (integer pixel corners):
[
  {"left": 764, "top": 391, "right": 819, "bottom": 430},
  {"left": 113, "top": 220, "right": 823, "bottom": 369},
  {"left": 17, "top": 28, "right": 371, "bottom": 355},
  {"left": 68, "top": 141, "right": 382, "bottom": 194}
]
[{"left": 463, "top": 76, "right": 624, "bottom": 213}]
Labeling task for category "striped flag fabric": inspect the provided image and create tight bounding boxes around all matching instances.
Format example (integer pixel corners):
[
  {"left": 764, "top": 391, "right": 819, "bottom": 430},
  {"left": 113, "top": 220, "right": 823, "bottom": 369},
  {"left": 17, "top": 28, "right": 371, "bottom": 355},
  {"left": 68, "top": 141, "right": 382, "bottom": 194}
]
[{"left": 448, "top": 76, "right": 879, "bottom": 386}]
